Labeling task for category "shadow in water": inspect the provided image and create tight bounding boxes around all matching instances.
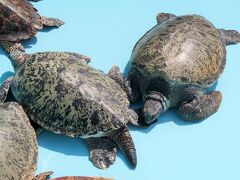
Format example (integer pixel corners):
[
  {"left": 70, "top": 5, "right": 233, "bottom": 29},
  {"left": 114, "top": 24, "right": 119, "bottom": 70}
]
[
  {"left": 22, "top": 36, "right": 38, "bottom": 49},
  {"left": 0, "top": 71, "right": 14, "bottom": 84},
  {"left": 129, "top": 108, "right": 201, "bottom": 134},
  {"left": 39, "top": 26, "right": 62, "bottom": 33},
  {"left": 38, "top": 130, "right": 89, "bottom": 157}
]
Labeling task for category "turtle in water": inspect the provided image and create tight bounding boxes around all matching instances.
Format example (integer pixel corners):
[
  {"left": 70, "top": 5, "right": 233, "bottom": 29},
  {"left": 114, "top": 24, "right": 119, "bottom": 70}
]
[
  {"left": 0, "top": 0, "right": 64, "bottom": 42},
  {"left": 0, "top": 94, "right": 53, "bottom": 180},
  {"left": 118, "top": 13, "right": 240, "bottom": 124},
  {"left": 0, "top": 43, "right": 139, "bottom": 169}
]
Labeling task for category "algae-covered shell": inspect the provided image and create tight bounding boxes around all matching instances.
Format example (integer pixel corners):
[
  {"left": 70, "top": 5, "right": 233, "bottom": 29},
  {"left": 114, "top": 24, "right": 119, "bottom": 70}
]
[
  {"left": 129, "top": 15, "right": 225, "bottom": 90},
  {"left": 12, "top": 52, "right": 132, "bottom": 137}
]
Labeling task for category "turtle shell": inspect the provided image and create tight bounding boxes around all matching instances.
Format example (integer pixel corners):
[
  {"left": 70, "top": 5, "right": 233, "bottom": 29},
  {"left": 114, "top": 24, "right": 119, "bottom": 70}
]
[
  {"left": 0, "top": 0, "right": 42, "bottom": 41},
  {"left": 0, "top": 102, "right": 37, "bottom": 180},
  {"left": 11, "top": 52, "right": 130, "bottom": 137},
  {"left": 128, "top": 15, "right": 226, "bottom": 91}
]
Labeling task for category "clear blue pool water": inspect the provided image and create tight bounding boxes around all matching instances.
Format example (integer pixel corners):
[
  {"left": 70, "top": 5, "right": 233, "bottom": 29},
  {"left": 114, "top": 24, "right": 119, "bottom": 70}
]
[{"left": 0, "top": 0, "right": 240, "bottom": 179}]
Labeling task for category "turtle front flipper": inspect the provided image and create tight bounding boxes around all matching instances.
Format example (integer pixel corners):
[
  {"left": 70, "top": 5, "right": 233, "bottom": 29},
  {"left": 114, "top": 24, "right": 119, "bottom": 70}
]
[
  {"left": 0, "top": 41, "right": 27, "bottom": 69},
  {"left": 108, "top": 65, "right": 140, "bottom": 103},
  {"left": 218, "top": 29, "right": 240, "bottom": 45},
  {"left": 178, "top": 91, "right": 222, "bottom": 121},
  {"left": 34, "top": 171, "right": 53, "bottom": 180},
  {"left": 85, "top": 137, "right": 117, "bottom": 169},
  {"left": 0, "top": 31, "right": 32, "bottom": 42},
  {"left": 156, "top": 13, "right": 176, "bottom": 24},
  {"left": 143, "top": 91, "right": 170, "bottom": 124},
  {"left": 109, "top": 126, "right": 137, "bottom": 168},
  {"left": 0, "top": 77, "right": 13, "bottom": 104},
  {"left": 41, "top": 16, "right": 64, "bottom": 28}
]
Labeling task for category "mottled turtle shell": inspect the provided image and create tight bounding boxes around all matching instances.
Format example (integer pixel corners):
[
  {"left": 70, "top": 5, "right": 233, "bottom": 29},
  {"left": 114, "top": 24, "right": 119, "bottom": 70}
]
[
  {"left": 129, "top": 15, "right": 225, "bottom": 90},
  {"left": 0, "top": 102, "right": 37, "bottom": 180},
  {"left": 0, "top": 0, "right": 43, "bottom": 41},
  {"left": 11, "top": 52, "right": 131, "bottom": 137}
]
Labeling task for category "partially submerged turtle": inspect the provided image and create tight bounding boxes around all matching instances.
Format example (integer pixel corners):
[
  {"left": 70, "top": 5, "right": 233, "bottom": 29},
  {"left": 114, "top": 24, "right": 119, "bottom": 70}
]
[
  {"left": 0, "top": 98, "right": 52, "bottom": 179},
  {"left": 0, "top": 43, "right": 139, "bottom": 169},
  {"left": 0, "top": 0, "right": 64, "bottom": 42},
  {"left": 121, "top": 13, "right": 240, "bottom": 124}
]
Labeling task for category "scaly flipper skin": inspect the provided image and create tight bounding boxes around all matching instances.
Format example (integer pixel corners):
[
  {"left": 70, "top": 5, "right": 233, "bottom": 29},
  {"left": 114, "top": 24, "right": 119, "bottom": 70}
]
[
  {"left": 0, "top": 76, "right": 13, "bottom": 103},
  {"left": 108, "top": 65, "right": 140, "bottom": 103},
  {"left": 85, "top": 138, "right": 117, "bottom": 169},
  {"left": 0, "top": 41, "right": 26, "bottom": 69},
  {"left": 178, "top": 91, "right": 222, "bottom": 121},
  {"left": 110, "top": 126, "right": 137, "bottom": 168},
  {"left": 34, "top": 171, "right": 53, "bottom": 180},
  {"left": 41, "top": 16, "right": 64, "bottom": 28},
  {"left": 156, "top": 13, "right": 176, "bottom": 24},
  {"left": 218, "top": 29, "right": 240, "bottom": 45}
]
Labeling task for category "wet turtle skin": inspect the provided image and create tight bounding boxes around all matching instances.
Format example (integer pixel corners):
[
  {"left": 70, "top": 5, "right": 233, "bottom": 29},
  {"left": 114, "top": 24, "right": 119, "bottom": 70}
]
[
  {"left": 127, "top": 13, "right": 240, "bottom": 124},
  {"left": 0, "top": 102, "right": 38, "bottom": 180},
  {"left": 0, "top": 0, "right": 64, "bottom": 42},
  {"left": 12, "top": 52, "right": 131, "bottom": 137}
]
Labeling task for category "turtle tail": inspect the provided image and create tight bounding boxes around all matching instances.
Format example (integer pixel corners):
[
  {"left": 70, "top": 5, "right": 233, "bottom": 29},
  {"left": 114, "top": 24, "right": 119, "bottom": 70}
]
[{"left": 110, "top": 126, "right": 137, "bottom": 168}]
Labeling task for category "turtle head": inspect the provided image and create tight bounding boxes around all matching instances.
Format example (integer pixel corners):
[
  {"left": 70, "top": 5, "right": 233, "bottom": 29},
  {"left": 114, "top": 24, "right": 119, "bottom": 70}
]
[
  {"left": 0, "top": 41, "right": 26, "bottom": 70},
  {"left": 143, "top": 91, "right": 170, "bottom": 124}
]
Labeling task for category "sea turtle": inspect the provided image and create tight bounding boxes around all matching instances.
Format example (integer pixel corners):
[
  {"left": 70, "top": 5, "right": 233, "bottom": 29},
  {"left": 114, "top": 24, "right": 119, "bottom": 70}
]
[
  {"left": 0, "top": 98, "right": 53, "bottom": 179},
  {"left": 0, "top": 43, "right": 139, "bottom": 169},
  {"left": 0, "top": 0, "right": 64, "bottom": 42},
  {"left": 121, "top": 13, "right": 240, "bottom": 124}
]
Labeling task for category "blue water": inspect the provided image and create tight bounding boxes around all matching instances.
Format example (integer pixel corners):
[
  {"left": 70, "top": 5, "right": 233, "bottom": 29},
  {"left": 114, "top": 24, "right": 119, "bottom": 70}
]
[{"left": 0, "top": 0, "right": 240, "bottom": 179}]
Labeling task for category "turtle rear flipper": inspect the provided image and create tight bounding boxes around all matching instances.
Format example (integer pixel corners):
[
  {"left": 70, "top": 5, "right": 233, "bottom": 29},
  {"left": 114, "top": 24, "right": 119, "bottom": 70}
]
[
  {"left": 110, "top": 126, "right": 137, "bottom": 168},
  {"left": 41, "top": 16, "right": 64, "bottom": 28},
  {"left": 218, "top": 29, "right": 240, "bottom": 45}
]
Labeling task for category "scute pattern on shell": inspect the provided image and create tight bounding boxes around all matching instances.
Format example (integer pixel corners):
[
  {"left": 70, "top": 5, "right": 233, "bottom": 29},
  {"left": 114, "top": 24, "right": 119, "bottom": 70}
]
[
  {"left": 11, "top": 52, "right": 130, "bottom": 137},
  {"left": 0, "top": 0, "right": 42, "bottom": 41},
  {"left": 129, "top": 15, "right": 225, "bottom": 88},
  {"left": 0, "top": 102, "right": 37, "bottom": 180}
]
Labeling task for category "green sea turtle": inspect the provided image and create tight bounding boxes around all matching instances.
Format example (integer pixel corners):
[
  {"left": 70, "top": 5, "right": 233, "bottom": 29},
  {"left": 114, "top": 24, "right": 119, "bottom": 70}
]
[
  {"left": 0, "top": 0, "right": 64, "bottom": 42},
  {"left": 0, "top": 42, "right": 139, "bottom": 169},
  {"left": 0, "top": 97, "right": 53, "bottom": 179},
  {"left": 118, "top": 13, "right": 240, "bottom": 124}
]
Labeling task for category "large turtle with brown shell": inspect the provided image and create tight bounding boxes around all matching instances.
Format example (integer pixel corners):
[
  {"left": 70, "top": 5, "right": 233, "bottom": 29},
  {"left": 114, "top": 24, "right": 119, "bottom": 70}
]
[
  {"left": 0, "top": 0, "right": 64, "bottom": 42},
  {"left": 0, "top": 98, "right": 52, "bottom": 180},
  {"left": 115, "top": 13, "right": 240, "bottom": 124},
  {"left": 0, "top": 42, "right": 140, "bottom": 169}
]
